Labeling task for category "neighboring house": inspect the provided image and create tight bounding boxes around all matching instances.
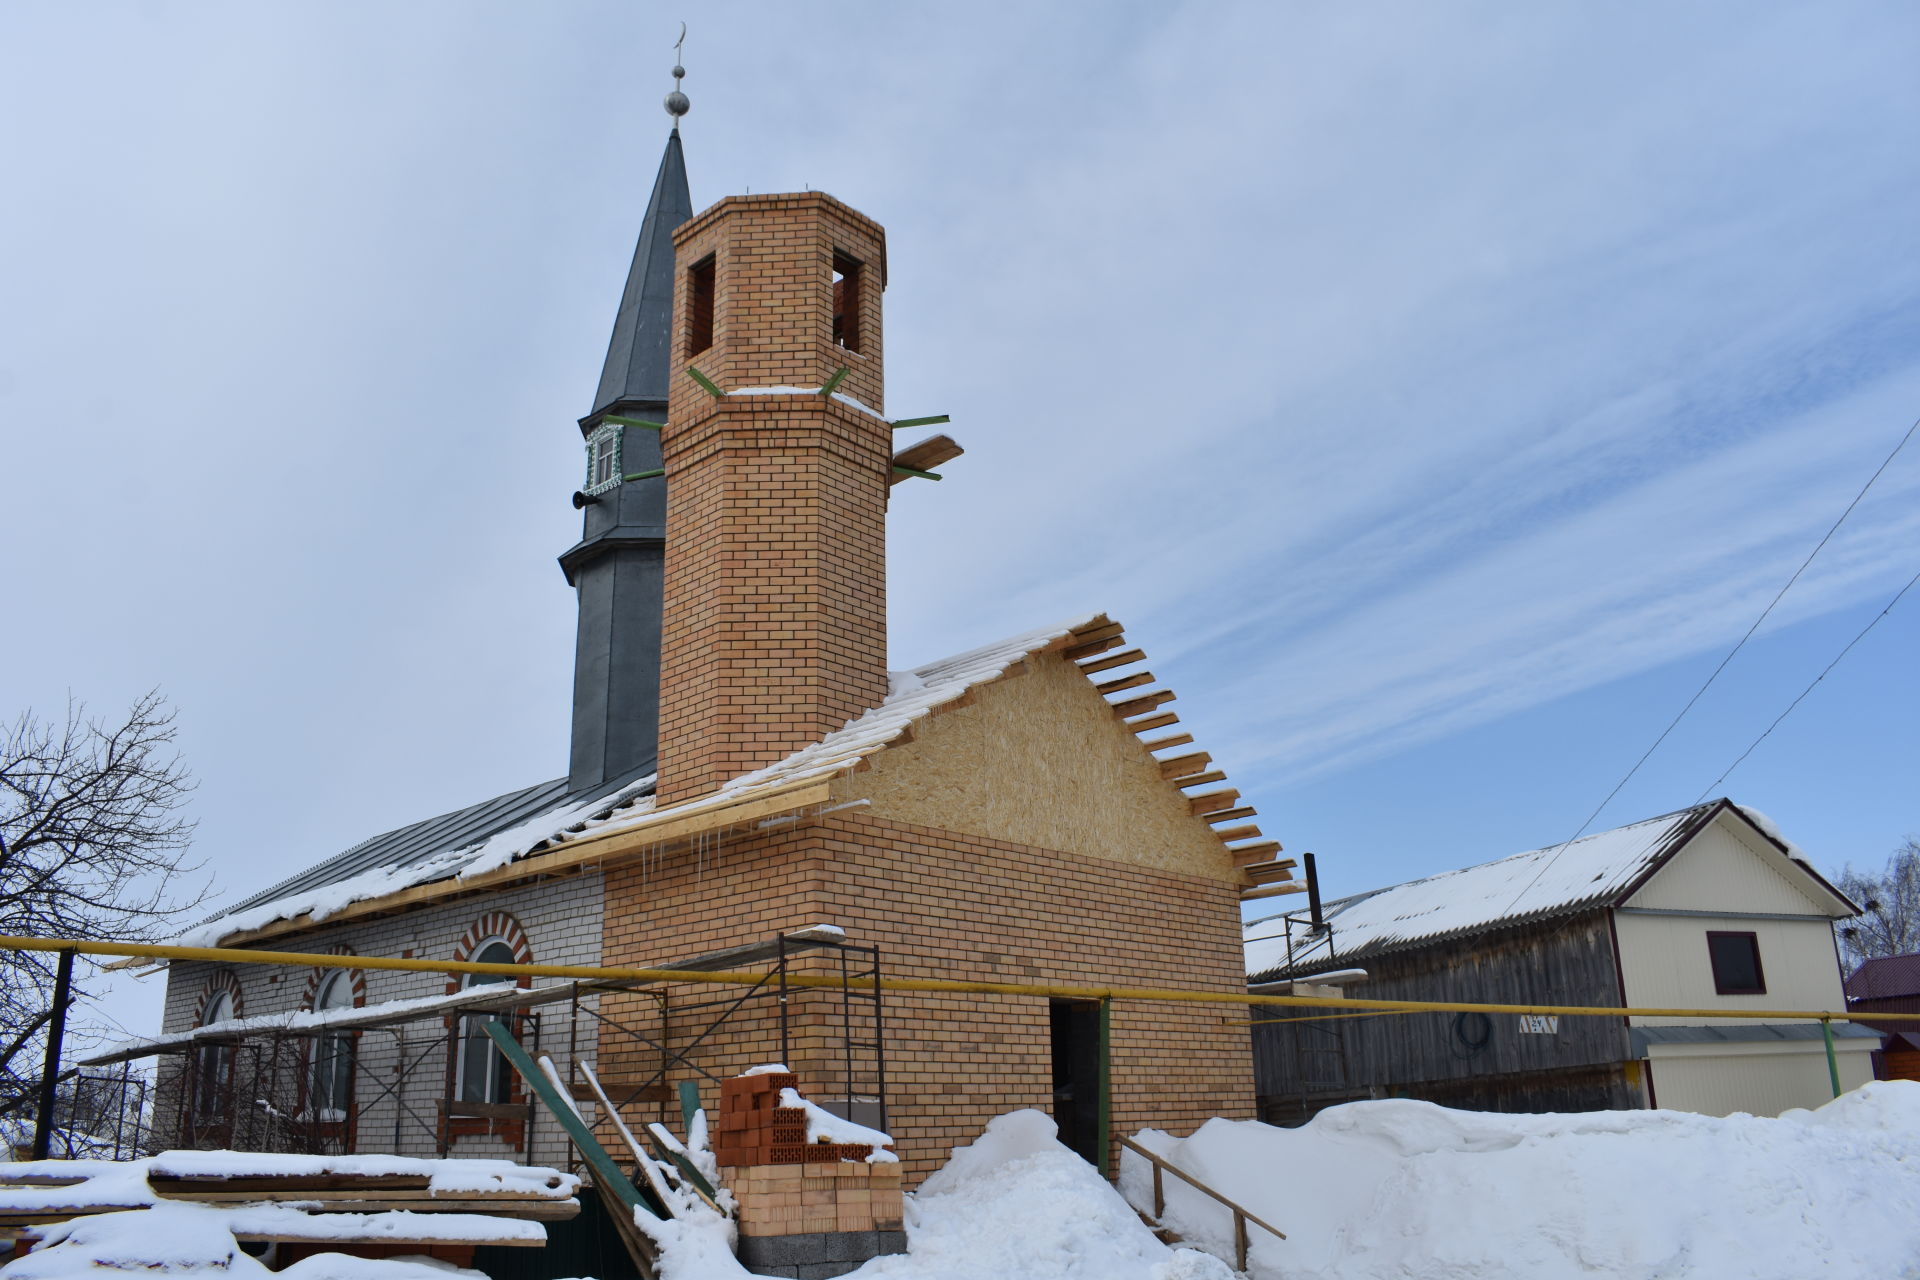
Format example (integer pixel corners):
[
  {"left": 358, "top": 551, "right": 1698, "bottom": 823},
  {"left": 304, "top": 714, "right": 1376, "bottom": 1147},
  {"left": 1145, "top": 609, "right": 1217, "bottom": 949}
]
[
  {"left": 120, "top": 120, "right": 1295, "bottom": 1182},
  {"left": 1845, "top": 953, "right": 1920, "bottom": 1082},
  {"left": 1245, "top": 800, "right": 1874, "bottom": 1124}
]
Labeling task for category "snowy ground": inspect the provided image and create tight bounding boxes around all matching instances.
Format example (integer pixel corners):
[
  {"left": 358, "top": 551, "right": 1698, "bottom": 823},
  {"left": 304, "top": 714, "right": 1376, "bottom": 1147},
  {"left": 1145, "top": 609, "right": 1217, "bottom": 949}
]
[
  {"left": 1126, "top": 1081, "right": 1920, "bottom": 1280},
  {"left": 10, "top": 1088, "right": 1917, "bottom": 1279}
]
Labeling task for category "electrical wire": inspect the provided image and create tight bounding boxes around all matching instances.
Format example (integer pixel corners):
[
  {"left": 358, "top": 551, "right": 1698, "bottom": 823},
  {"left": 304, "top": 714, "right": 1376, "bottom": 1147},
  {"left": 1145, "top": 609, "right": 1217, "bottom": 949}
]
[
  {"left": 1691, "top": 564, "right": 1920, "bottom": 802},
  {"left": 1498, "top": 412, "right": 1919, "bottom": 915}
]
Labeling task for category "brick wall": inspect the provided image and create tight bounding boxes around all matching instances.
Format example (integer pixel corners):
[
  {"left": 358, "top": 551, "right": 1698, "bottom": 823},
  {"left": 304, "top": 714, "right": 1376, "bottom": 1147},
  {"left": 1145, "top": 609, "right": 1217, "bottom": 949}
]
[
  {"left": 156, "top": 873, "right": 604, "bottom": 1168},
  {"left": 600, "top": 812, "right": 1256, "bottom": 1184},
  {"left": 656, "top": 193, "right": 893, "bottom": 804}
]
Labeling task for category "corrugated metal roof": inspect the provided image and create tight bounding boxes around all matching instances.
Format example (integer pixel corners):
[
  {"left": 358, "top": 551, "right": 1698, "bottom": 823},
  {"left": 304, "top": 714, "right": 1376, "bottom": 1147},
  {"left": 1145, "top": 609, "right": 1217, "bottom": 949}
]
[
  {"left": 1846, "top": 953, "right": 1920, "bottom": 1001},
  {"left": 1631, "top": 1023, "right": 1879, "bottom": 1052},
  {"left": 1245, "top": 803, "right": 1717, "bottom": 981},
  {"left": 217, "top": 770, "right": 651, "bottom": 919}
]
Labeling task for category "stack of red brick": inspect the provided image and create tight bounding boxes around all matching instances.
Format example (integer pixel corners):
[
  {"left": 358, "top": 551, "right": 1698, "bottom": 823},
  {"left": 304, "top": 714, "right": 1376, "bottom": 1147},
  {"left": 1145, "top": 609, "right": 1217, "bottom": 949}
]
[{"left": 714, "top": 1072, "right": 891, "bottom": 1168}]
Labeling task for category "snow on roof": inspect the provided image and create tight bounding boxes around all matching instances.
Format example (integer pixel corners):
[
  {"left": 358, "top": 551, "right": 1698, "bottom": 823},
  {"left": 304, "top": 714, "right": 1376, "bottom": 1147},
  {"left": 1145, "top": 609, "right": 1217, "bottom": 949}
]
[
  {"left": 180, "top": 615, "right": 1099, "bottom": 947},
  {"left": 1245, "top": 803, "right": 1715, "bottom": 980}
]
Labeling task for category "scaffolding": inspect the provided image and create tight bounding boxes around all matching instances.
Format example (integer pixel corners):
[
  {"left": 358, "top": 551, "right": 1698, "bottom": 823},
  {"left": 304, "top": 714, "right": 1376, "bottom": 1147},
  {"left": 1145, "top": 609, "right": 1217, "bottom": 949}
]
[{"left": 78, "top": 930, "right": 888, "bottom": 1170}]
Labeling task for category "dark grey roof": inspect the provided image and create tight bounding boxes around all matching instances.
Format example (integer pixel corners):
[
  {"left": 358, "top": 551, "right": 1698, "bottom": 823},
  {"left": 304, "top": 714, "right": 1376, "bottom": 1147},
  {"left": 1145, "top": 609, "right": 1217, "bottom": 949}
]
[
  {"left": 590, "top": 126, "right": 692, "bottom": 420},
  {"left": 223, "top": 771, "right": 650, "bottom": 918},
  {"left": 1631, "top": 1023, "right": 1879, "bottom": 1053}
]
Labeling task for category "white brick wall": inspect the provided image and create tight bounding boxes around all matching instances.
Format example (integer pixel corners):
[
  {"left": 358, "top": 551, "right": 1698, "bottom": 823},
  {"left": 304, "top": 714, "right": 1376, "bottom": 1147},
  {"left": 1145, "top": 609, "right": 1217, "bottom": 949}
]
[{"left": 158, "top": 872, "right": 604, "bottom": 1168}]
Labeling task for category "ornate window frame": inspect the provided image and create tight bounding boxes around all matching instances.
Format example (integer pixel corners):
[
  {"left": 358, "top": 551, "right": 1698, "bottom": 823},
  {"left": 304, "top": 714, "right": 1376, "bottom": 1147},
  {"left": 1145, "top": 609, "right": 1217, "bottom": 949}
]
[{"left": 584, "top": 422, "right": 623, "bottom": 496}]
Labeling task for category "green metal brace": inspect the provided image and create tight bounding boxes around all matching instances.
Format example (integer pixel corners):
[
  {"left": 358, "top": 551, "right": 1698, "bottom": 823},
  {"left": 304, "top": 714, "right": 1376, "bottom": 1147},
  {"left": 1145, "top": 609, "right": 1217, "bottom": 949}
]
[
  {"left": 686, "top": 367, "right": 725, "bottom": 400},
  {"left": 622, "top": 469, "right": 665, "bottom": 482},
  {"left": 820, "top": 366, "right": 850, "bottom": 398},
  {"left": 888, "top": 415, "right": 951, "bottom": 430},
  {"left": 891, "top": 465, "right": 943, "bottom": 482},
  {"left": 604, "top": 415, "right": 665, "bottom": 431}
]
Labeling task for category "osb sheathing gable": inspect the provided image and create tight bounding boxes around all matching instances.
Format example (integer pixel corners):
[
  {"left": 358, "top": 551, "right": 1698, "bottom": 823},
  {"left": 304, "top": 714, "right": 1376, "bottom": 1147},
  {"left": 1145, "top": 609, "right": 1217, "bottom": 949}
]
[{"left": 834, "top": 650, "right": 1238, "bottom": 882}]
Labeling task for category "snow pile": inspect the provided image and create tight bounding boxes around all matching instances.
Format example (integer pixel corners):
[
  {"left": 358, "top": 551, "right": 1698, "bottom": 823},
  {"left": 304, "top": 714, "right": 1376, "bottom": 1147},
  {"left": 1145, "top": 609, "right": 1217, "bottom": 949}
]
[
  {"left": 2, "top": 1201, "right": 491, "bottom": 1280},
  {"left": 639, "top": 1109, "right": 1227, "bottom": 1280},
  {"left": 776, "top": 1088, "right": 898, "bottom": 1162},
  {"left": 0, "top": 1151, "right": 576, "bottom": 1205},
  {"left": 1123, "top": 1083, "right": 1920, "bottom": 1280}
]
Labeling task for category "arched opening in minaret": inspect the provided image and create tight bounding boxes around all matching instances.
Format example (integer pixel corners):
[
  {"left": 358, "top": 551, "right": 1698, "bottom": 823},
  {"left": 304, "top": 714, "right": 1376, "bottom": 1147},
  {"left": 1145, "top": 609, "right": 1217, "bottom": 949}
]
[
  {"left": 832, "top": 250, "right": 863, "bottom": 352},
  {"left": 687, "top": 254, "right": 715, "bottom": 356}
]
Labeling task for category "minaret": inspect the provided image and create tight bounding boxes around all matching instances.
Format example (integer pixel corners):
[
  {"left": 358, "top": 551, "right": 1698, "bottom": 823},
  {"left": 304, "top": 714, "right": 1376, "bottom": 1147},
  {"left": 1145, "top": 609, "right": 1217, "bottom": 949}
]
[
  {"left": 559, "top": 71, "right": 694, "bottom": 793},
  {"left": 655, "top": 190, "right": 893, "bottom": 804}
]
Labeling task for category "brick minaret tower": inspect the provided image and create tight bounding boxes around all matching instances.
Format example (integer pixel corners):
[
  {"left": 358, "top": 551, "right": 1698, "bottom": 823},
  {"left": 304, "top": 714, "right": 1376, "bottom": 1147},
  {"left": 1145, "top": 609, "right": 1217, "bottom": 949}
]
[{"left": 657, "top": 193, "right": 892, "bottom": 804}]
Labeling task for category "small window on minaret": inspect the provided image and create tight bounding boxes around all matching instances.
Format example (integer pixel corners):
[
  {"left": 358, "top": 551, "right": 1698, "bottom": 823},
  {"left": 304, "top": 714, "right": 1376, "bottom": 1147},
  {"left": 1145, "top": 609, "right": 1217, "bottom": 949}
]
[
  {"left": 584, "top": 423, "right": 622, "bottom": 496},
  {"left": 687, "top": 255, "right": 715, "bottom": 356},
  {"left": 832, "top": 251, "right": 862, "bottom": 352}
]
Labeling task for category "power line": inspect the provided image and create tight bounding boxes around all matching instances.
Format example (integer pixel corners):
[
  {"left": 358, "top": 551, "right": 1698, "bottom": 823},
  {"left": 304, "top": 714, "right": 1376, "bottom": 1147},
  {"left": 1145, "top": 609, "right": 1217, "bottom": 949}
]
[
  {"left": 1498, "top": 411, "right": 1919, "bottom": 914},
  {"left": 1691, "top": 564, "right": 1920, "bottom": 803}
]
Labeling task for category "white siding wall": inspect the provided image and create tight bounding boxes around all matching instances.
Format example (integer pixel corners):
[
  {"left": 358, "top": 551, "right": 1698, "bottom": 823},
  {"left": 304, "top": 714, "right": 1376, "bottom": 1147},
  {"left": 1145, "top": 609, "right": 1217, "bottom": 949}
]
[
  {"left": 1614, "top": 808, "right": 1861, "bottom": 1117},
  {"left": 1645, "top": 1040, "right": 1876, "bottom": 1117},
  {"left": 157, "top": 871, "right": 604, "bottom": 1167}
]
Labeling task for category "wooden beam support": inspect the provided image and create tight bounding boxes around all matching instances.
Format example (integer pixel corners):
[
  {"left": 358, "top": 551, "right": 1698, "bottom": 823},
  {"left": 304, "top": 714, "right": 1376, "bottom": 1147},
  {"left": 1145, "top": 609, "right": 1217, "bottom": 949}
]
[
  {"left": 1242, "top": 858, "right": 1298, "bottom": 885},
  {"left": 1094, "top": 671, "right": 1154, "bottom": 695},
  {"left": 1212, "top": 824, "right": 1262, "bottom": 844},
  {"left": 1158, "top": 752, "right": 1211, "bottom": 780},
  {"left": 1068, "top": 620, "right": 1125, "bottom": 647},
  {"left": 1127, "top": 712, "right": 1180, "bottom": 733},
  {"left": 888, "top": 433, "right": 965, "bottom": 485},
  {"left": 1241, "top": 882, "right": 1310, "bottom": 901},
  {"left": 1177, "top": 770, "right": 1227, "bottom": 789},
  {"left": 1064, "top": 635, "right": 1123, "bottom": 661},
  {"left": 1111, "top": 690, "right": 1175, "bottom": 719},
  {"left": 1189, "top": 789, "right": 1240, "bottom": 817},
  {"left": 1140, "top": 732, "right": 1194, "bottom": 753},
  {"left": 1203, "top": 806, "right": 1256, "bottom": 824},
  {"left": 1229, "top": 841, "right": 1283, "bottom": 864},
  {"left": 1077, "top": 648, "right": 1145, "bottom": 674}
]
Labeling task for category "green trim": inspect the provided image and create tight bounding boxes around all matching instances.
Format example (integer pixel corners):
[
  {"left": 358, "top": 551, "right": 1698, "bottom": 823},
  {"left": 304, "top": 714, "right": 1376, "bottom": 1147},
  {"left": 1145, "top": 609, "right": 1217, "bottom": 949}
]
[
  {"left": 891, "top": 465, "right": 943, "bottom": 481},
  {"left": 819, "top": 366, "right": 850, "bottom": 398},
  {"left": 480, "top": 1020, "right": 655, "bottom": 1216},
  {"left": 1823, "top": 1018, "right": 1842, "bottom": 1098},
  {"left": 677, "top": 1080, "right": 702, "bottom": 1139},
  {"left": 686, "top": 367, "right": 724, "bottom": 399},
  {"left": 603, "top": 414, "right": 665, "bottom": 431},
  {"left": 888, "top": 415, "right": 951, "bottom": 430},
  {"left": 621, "top": 469, "right": 665, "bottom": 482}
]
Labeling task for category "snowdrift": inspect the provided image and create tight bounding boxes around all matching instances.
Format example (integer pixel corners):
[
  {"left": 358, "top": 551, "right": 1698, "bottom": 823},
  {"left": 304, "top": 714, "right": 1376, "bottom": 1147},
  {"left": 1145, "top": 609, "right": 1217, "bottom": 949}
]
[{"left": 1124, "top": 1081, "right": 1920, "bottom": 1280}]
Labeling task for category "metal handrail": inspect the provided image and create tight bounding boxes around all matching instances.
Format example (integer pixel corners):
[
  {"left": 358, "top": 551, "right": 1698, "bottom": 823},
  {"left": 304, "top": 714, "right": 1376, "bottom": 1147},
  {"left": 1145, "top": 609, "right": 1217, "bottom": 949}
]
[{"left": 1117, "top": 1134, "right": 1285, "bottom": 1272}]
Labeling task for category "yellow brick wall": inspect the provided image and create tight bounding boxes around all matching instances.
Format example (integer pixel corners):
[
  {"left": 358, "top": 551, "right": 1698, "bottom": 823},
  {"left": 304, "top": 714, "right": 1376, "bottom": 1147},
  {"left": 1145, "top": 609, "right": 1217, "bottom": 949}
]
[{"left": 600, "top": 812, "right": 1255, "bottom": 1184}]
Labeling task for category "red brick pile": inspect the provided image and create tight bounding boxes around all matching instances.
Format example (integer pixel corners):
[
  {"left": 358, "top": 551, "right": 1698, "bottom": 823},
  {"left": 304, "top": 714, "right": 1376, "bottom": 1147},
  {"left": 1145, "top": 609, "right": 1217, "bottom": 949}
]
[{"left": 714, "top": 1072, "right": 892, "bottom": 1168}]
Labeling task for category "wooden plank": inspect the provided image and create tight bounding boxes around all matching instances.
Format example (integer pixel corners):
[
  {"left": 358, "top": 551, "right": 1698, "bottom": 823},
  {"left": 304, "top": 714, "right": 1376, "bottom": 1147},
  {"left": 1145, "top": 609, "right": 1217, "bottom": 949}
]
[
  {"left": 1203, "top": 806, "right": 1256, "bottom": 824},
  {"left": 574, "top": 1059, "right": 679, "bottom": 1220},
  {"left": 480, "top": 1023, "right": 648, "bottom": 1219},
  {"left": 1243, "top": 859, "right": 1298, "bottom": 886},
  {"left": 1094, "top": 671, "right": 1153, "bottom": 695},
  {"left": 890, "top": 433, "right": 963, "bottom": 472},
  {"left": 1175, "top": 771, "right": 1227, "bottom": 789},
  {"left": 568, "top": 1080, "right": 673, "bottom": 1104},
  {"left": 643, "top": 1125, "right": 722, "bottom": 1213},
  {"left": 1228, "top": 841, "right": 1283, "bottom": 863},
  {"left": 1241, "top": 882, "right": 1310, "bottom": 901},
  {"left": 446, "top": 1099, "right": 533, "bottom": 1122},
  {"left": 148, "top": 1175, "right": 435, "bottom": 1192},
  {"left": 1212, "top": 824, "right": 1261, "bottom": 844},
  {"left": 153, "top": 1188, "right": 563, "bottom": 1204},
  {"left": 1128, "top": 712, "right": 1180, "bottom": 732},
  {"left": 1076, "top": 648, "right": 1145, "bottom": 675},
  {"left": 1158, "top": 753, "right": 1211, "bottom": 780},
  {"left": 1139, "top": 732, "right": 1193, "bottom": 753},
  {"left": 1069, "top": 620, "right": 1125, "bottom": 647},
  {"left": 1111, "top": 690, "right": 1175, "bottom": 719},
  {"left": 1063, "top": 635, "right": 1123, "bottom": 661},
  {"left": 1189, "top": 790, "right": 1240, "bottom": 817}
]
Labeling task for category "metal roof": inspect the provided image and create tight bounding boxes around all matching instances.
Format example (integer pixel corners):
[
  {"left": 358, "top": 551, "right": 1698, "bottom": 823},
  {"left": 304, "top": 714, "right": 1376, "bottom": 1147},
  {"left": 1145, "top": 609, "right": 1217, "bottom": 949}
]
[
  {"left": 590, "top": 125, "right": 692, "bottom": 420},
  {"left": 1846, "top": 953, "right": 1920, "bottom": 1001},
  {"left": 1631, "top": 1023, "right": 1879, "bottom": 1053},
  {"left": 221, "top": 770, "right": 651, "bottom": 919}
]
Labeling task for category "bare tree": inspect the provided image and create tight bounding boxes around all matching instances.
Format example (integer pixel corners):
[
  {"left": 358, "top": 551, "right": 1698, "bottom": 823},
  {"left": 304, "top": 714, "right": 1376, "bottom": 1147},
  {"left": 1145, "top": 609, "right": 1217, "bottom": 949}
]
[
  {"left": 1837, "top": 837, "right": 1920, "bottom": 970},
  {"left": 0, "top": 692, "right": 207, "bottom": 1111}
]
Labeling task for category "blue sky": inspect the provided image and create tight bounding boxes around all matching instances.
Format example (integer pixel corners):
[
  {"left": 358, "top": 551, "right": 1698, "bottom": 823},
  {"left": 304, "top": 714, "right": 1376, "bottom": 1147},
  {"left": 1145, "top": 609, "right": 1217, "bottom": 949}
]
[{"left": 2, "top": 3, "right": 1916, "bottom": 1041}]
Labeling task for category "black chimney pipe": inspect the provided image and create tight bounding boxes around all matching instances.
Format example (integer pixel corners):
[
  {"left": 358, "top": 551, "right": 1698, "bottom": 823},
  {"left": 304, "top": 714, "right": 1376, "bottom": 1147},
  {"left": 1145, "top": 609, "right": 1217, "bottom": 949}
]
[{"left": 1305, "top": 851, "right": 1324, "bottom": 930}]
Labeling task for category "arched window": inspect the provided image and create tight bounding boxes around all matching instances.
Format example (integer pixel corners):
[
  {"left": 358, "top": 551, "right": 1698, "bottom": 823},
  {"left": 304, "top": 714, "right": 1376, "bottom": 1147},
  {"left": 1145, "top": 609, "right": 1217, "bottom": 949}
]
[
  {"left": 193, "top": 990, "right": 236, "bottom": 1121},
  {"left": 455, "top": 940, "right": 518, "bottom": 1103},
  {"left": 309, "top": 971, "right": 355, "bottom": 1120}
]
